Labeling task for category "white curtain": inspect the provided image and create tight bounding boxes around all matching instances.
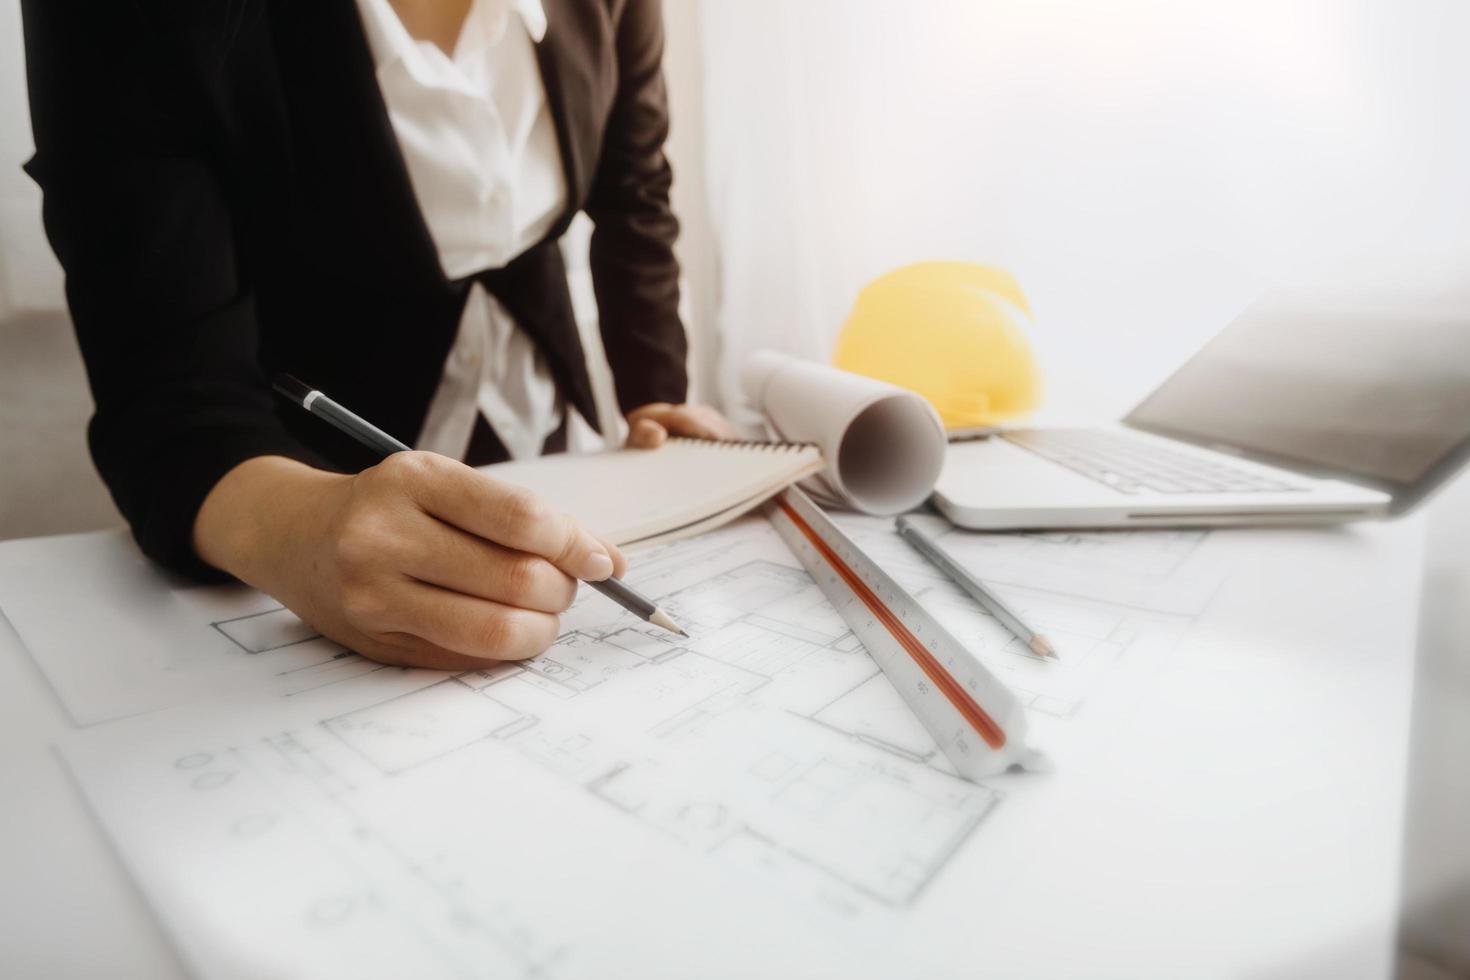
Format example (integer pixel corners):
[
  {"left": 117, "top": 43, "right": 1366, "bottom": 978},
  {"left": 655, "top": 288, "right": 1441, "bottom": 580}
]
[
  {"left": 0, "top": 0, "right": 64, "bottom": 317},
  {"left": 698, "top": 0, "right": 1470, "bottom": 419}
]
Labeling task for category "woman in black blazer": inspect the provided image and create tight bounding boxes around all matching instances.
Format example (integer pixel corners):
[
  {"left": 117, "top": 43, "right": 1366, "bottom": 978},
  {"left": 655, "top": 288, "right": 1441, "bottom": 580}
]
[{"left": 21, "top": 0, "right": 732, "bottom": 667}]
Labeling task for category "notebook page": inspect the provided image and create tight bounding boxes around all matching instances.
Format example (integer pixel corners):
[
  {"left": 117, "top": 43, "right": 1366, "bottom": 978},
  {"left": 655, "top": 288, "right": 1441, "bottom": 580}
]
[{"left": 478, "top": 438, "right": 823, "bottom": 545}]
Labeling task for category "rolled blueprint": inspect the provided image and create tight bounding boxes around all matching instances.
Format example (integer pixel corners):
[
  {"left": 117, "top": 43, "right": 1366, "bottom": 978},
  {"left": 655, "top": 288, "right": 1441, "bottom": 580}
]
[{"left": 742, "top": 350, "right": 946, "bottom": 514}]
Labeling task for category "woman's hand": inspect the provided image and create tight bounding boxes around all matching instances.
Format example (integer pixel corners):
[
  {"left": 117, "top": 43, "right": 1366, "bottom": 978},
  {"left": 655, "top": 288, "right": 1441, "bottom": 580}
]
[
  {"left": 625, "top": 402, "right": 738, "bottom": 448},
  {"left": 193, "top": 453, "right": 626, "bottom": 670}
]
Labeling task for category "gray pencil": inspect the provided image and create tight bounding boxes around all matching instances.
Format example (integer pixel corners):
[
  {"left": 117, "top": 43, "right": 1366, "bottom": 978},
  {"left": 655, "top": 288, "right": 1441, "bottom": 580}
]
[{"left": 895, "top": 516, "right": 1056, "bottom": 660}]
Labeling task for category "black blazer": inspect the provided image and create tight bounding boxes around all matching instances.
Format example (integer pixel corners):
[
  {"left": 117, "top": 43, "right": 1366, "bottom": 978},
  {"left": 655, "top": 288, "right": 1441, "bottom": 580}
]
[{"left": 21, "top": 0, "right": 687, "bottom": 578}]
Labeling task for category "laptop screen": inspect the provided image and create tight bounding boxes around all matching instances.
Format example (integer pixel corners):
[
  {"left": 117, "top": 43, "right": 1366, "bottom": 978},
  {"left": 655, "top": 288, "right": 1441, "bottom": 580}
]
[{"left": 1124, "top": 296, "right": 1470, "bottom": 497}]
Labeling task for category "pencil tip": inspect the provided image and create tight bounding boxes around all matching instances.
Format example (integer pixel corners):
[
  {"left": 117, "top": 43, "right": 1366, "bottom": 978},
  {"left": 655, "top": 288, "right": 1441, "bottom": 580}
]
[
  {"left": 1030, "top": 636, "right": 1058, "bottom": 659},
  {"left": 649, "top": 609, "right": 689, "bottom": 638}
]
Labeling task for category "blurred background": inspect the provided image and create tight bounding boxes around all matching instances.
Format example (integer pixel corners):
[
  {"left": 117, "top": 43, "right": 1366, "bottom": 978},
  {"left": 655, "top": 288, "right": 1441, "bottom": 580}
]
[{"left": 1, "top": 1, "right": 1466, "bottom": 975}]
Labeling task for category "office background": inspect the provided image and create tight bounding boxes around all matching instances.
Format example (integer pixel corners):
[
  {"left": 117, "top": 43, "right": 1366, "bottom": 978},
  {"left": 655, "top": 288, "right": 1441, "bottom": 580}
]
[{"left": 1, "top": 2, "right": 1467, "bottom": 975}]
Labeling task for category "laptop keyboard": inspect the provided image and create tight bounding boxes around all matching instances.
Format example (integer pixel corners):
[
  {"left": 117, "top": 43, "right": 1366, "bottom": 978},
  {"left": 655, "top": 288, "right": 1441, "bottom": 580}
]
[{"left": 1003, "top": 429, "right": 1309, "bottom": 495}]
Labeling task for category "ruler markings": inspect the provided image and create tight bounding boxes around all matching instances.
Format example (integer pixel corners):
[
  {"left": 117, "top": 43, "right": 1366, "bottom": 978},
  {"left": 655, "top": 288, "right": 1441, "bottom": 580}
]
[{"left": 774, "top": 498, "right": 1007, "bottom": 750}]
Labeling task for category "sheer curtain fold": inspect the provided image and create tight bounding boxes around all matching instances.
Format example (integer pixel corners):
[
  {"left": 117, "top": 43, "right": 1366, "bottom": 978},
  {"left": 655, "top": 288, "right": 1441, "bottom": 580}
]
[
  {"left": 697, "top": 0, "right": 1470, "bottom": 420},
  {"left": 0, "top": 0, "right": 64, "bottom": 316}
]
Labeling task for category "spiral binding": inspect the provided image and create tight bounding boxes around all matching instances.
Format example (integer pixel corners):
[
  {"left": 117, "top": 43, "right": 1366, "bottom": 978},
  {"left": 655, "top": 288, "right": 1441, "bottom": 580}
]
[{"left": 669, "top": 436, "right": 818, "bottom": 452}]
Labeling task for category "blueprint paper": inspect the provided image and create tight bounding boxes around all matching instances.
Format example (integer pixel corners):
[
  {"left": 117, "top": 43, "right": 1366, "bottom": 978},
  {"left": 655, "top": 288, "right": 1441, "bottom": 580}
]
[
  {"left": 843, "top": 512, "right": 1231, "bottom": 616},
  {"left": 39, "top": 506, "right": 1422, "bottom": 979},
  {"left": 741, "top": 350, "right": 947, "bottom": 513},
  {"left": 834, "top": 513, "right": 1225, "bottom": 719},
  {"left": 0, "top": 530, "right": 379, "bottom": 725},
  {"left": 61, "top": 518, "right": 1004, "bottom": 979},
  {"left": 53, "top": 512, "right": 1231, "bottom": 978},
  {"left": 0, "top": 513, "right": 1221, "bottom": 729}
]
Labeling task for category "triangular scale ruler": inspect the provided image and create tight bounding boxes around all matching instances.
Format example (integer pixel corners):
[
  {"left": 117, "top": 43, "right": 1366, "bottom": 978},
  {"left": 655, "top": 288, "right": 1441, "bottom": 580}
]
[{"left": 768, "top": 488, "right": 1042, "bottom": 780}]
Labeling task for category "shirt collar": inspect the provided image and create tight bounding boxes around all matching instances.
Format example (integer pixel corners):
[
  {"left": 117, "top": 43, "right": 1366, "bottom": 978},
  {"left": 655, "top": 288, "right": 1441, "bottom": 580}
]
[
  {"left": 356, "top": 0, "right": 547, "bottom": 72},
  {"left": 458, "top": 0, "right": 547, "bottom": 61},
  {"left": 516, "top": 0, "right": 548, "bottom": 44}
]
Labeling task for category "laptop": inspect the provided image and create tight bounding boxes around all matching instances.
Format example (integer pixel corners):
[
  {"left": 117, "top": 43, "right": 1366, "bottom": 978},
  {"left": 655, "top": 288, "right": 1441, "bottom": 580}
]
[{"left": 933, "top": 294, "right": 1470, "bottom": 529}]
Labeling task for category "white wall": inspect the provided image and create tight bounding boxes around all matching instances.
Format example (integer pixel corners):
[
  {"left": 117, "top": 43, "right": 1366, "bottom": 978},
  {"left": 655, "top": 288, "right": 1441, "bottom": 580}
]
[
  {"left": 699, "top": 0, "right": 1470, "bottom": 416},
  {"left": 0, "top": 0, "right": 63, "bottom": 317},
  {"left": 661, "top": 0, "right": 718, "bottom": 404}
]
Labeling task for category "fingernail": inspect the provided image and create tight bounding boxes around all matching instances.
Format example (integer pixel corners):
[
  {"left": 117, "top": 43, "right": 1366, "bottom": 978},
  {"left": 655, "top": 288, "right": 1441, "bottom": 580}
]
[{"left": 583, "top": 550, "right": 614, "bottom": 581}]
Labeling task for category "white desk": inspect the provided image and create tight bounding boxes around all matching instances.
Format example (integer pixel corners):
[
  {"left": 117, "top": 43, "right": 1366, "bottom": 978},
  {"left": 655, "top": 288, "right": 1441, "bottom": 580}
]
[
  {"left": 0, "top": 609, "right": 187, "bottom": 979},
  {"left": 0, "top": 515, "right": 1425, "bottom": 979}
]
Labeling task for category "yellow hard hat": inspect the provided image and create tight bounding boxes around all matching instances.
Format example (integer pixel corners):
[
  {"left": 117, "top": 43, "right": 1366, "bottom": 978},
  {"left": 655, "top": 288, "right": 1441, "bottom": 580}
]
[{"left": 833, "top": 262, "right": 1042, "bottom": 428}]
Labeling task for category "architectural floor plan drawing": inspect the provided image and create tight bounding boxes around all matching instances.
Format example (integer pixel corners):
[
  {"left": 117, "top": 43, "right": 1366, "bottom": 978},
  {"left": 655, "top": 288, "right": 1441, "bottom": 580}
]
[
  {"left": 0, "top": 529, "right": 387, "bottom": 723},
  {"left": 210, "top": 604, "right": 324, "bottom": 654},
  {"left": 838, "top": 514, "right": 1227, "bottom": 616},
  {"left": 834, "top": 513, "right": 1217, "bottom": 719},
  {"left": 195, "top": 595, "right": 399, "bottom": 699},
  {"left": 320, "top": 538, "right": 1002, "bottom": 914},
  {"left": 61, "top": 518, "right": 1017, "bottom": 980}
]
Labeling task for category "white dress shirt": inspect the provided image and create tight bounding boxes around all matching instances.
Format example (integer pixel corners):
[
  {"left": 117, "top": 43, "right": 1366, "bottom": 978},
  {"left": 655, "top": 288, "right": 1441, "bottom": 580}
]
[{"left": 355, "top": 0, "right": 567, "bottom": 461}]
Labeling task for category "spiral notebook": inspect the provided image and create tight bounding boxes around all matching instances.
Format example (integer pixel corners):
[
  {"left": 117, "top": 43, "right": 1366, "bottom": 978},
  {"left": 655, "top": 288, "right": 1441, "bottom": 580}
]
[{"left": 478, "top": 437, "right": 825, "bottom": 549}]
